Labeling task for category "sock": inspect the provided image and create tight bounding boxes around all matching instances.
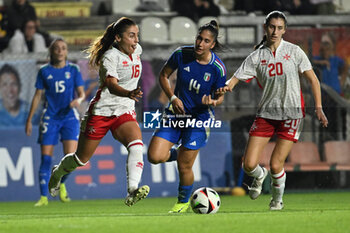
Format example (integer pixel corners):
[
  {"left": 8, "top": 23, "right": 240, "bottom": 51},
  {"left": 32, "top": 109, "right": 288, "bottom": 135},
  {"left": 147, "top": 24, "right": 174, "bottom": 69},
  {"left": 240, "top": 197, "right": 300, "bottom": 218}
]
[
  {"left": 243, "top": 164, "right": 264, "bottom": 179},
  {"left": 54, "top": 153, "right": 87, "bottom": 179},
  {"left": 166, "top": 147, "right": 178, "bottom": 162},
  {"left": 39, "top": 155, "right": 52, "bottom": 196},
  {"left": 178, "top": 184, "right": 193, "bottom": 203},
  {"left": 270, "top": 169, "right": 286, "bottom": 202},
  {"left": 126, "top": 140, "right": 144, "bottom": 193}
]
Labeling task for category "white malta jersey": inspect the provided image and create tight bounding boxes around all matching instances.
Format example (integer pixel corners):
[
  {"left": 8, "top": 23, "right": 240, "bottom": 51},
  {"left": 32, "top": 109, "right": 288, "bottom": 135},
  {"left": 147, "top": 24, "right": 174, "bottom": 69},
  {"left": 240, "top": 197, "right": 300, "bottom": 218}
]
[
  {"left": 234, "top": 39, "right": 312, "bottom": 120},
  {"left": 88, "top": 43, "right": 142, "bottom": 116}
]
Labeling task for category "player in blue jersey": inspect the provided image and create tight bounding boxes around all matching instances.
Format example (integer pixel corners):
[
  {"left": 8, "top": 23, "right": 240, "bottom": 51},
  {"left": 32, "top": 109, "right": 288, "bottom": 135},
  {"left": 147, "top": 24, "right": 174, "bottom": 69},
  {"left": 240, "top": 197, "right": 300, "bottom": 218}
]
[
  {"left": 147, "top": 20, "right": 227, "bottom": 213},
  {"left": 25, "top": 38, "right": 85, "bottom": 207}
]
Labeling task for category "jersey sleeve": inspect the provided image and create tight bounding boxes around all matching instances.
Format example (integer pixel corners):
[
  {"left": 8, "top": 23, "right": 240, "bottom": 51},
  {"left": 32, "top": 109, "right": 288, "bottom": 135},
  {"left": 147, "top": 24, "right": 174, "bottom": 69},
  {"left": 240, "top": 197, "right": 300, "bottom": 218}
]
[
  {"left": 212, "top": 59, "right": 227, "bottom": 91},
  {"left": 296, "top": 46, "right": 312, "bottom": 73},
  {"left": 102, "top": 52, "right": 119, "bottom": 80},
  {"left": 165, "top": 47, "right": 182, "bottom": 70},
  {"left": 34, "top": 68, "right": 44, "bottom": 90},
  {"left": 73, "top": 65, "right": 84, "bottom": 87},
  {"left": 234, "top": 53, "right": 257, "bottom": 81}
]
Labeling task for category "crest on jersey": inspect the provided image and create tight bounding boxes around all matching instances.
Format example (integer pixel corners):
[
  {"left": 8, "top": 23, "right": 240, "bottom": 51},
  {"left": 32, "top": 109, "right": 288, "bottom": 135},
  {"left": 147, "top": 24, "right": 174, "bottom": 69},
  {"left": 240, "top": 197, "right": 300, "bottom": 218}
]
[
  {"left": 283, "top": 54, "right": 291, "bottom": 60},
  {"left": 203, "top": 72, "right": 211, "bottom": 82},
  {"left": 65, "top": 72, "right": 71, "bottom": 79}
]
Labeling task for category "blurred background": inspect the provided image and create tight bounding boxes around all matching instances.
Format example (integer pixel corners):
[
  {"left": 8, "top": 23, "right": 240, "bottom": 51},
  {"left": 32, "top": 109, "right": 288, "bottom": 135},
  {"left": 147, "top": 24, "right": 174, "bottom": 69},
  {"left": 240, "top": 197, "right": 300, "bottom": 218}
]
[{"left": 1, "top": 0, "right": 350, "bottom": 201}]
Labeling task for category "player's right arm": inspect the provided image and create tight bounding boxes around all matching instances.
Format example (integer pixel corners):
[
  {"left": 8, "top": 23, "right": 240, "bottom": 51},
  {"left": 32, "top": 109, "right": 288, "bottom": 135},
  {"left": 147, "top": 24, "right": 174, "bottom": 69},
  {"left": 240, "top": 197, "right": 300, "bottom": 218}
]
[
  {"left": 216, "top": 76, "right": 240, "bottom": 94},
  {"left": 25, "top": 89, "right": 43, "bottom": 136},
  {"left": 159, "top": 64, "right": 185, "bottom": 115}
]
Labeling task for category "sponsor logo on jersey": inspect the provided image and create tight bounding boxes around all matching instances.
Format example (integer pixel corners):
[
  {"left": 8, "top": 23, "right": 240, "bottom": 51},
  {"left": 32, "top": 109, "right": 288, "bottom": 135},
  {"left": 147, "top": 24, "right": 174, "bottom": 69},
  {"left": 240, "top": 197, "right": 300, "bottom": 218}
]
[
  {"left": 184, "top": 66, "right": 190, "bottom": 72},
  {"left": 65, "top": 72, "right": 71, "bottom": 79},
  {"left": 47, "top": 74, "right": 53, "bottom": 80},
  {"left": 203, "top": 72, "right": 211, "bottom": 82},
  {"left": 261, "top": 60, "right": 267, "bottom": 66},
  {"left": 122, "top": 61, "right": 129, "bottom": 67},
  {"left": 283, "top": 54, "right": 291, "bottom": 60}
]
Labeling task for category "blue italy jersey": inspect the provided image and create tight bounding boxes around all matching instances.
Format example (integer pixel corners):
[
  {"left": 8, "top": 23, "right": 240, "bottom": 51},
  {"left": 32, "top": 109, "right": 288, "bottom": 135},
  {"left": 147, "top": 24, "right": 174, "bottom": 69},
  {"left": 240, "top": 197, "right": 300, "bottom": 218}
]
[
  {"left": 166, "top": 46, "right": 227, "bottom": 120},
  {"left": 35, "top": 62, "right": 84, "bottom": 119}
]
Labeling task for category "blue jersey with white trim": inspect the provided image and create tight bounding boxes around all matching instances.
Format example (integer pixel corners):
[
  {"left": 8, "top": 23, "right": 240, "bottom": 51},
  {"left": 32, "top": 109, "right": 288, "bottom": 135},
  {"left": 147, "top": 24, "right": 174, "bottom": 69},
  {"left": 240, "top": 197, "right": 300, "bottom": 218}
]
[
  {"left": 35, "top": 62, "right": 84, "bottom": 119},
  {"left": 166, "top": 46, "right": 226, "bottom": 120}
]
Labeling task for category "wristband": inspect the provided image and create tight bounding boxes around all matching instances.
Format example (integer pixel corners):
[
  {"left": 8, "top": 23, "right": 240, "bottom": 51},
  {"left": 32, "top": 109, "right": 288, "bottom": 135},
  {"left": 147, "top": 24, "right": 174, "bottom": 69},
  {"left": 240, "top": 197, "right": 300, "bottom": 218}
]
[{"left": 170, "top": 95, "right": 177, "bottom": 103}]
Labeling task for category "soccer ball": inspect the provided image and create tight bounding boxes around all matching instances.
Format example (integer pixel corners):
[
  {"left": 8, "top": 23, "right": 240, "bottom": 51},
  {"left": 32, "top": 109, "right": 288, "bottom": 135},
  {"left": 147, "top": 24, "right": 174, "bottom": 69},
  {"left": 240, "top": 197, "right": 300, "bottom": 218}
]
[{"left": 190, "top": 187, "right": 220, "bottom": 214}]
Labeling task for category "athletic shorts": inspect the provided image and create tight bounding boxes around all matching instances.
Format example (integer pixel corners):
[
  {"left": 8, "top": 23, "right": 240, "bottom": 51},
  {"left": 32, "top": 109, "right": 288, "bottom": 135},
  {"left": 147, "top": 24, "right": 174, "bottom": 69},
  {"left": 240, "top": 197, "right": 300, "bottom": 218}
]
[
  {"left": 249, "top": 117, "right": 303, "bottom": 142},
  {"left": 153, "top": 120, "right": 210, "bottom": 150},
  {"left": 38, "top": 116, "right": 80, "bottom": 145},
  {"left": 80, "top": 110, "right": 137, "bottom": 140}
]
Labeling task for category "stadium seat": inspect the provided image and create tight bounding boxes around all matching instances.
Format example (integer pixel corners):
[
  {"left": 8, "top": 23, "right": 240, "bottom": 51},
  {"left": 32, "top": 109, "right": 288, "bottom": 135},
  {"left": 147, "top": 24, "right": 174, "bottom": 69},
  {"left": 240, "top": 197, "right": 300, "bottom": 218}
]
[
  {"left": 289, "top": 142, "right": 330, "bottom": 171},
  {"left": 169, "top": 16, "right": 197, "bottom": 44},
  {"left": 112, "top": 0, "right": 139, "bottom": 14},
  {"left": 140, "top": 17, "right": 171, "bottom": 44},
  {"left": 197, "top": 16, "right": 226, "bottom": 44},
  {"left": 324, "top": 141, "right": 350, "bottom": 170},
  {"left": 260, "top": 142, "right": 294, "bottom": 172}
]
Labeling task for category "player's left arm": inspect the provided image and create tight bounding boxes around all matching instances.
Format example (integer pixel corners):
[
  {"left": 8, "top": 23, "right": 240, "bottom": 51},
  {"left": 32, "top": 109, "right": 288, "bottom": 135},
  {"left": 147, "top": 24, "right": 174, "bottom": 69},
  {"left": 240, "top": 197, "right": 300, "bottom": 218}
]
[
  {"left": 70, "top": 86, "right": 85, "bottom": 108},
  {"left": 303, "top": 69, "right": 328, "bottom": 127}
]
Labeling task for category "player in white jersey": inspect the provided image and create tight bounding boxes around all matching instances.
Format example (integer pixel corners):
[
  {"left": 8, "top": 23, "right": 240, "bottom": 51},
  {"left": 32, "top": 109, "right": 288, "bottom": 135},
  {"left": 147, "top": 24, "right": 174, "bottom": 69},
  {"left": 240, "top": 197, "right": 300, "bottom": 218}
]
[
  {"left": 219, "top": 11, "right": 328, "bottom": 210},
  {"left": 48, "top": 17, "right": 149, "bottom": 206}
]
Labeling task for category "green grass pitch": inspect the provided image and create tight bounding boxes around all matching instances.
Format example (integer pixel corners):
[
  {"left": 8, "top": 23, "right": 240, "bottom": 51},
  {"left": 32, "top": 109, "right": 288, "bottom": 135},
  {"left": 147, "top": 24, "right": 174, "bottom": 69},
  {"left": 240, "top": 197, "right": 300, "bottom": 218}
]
[{"left": 1, "top": 191, "right": 349, "bottom": 233}]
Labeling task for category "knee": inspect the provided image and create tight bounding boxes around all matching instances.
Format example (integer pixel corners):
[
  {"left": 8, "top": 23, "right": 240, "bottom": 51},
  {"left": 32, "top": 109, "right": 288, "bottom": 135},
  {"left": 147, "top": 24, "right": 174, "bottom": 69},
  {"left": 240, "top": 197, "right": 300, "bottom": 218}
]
[
  {"left": 177, "top": 161, "right": 192, "bottom": 174},
  {"left": 242, "top": 160, "right": 257, "bottom": 172},
  {"left": 147, "top": 149, "right": 164, "bottom": 164},
  {"left": 270, "top": 161, "right": 283, "bottom": 174}
]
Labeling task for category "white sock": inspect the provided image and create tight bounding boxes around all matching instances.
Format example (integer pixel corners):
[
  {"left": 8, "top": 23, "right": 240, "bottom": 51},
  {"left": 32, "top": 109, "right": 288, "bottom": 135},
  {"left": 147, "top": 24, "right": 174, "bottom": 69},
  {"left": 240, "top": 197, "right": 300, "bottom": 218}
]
[
  {"left": 243, "top": 164, "right": 264, "bottom": 179},
  {"left": 126, "top": 140, "right": 144, "bottom": 194},
  {"left": 270, "top": 169, "right": 286, "bottom": 202},
  {"left": 55, "top": 153, "right": 88, "bottom": 178}
]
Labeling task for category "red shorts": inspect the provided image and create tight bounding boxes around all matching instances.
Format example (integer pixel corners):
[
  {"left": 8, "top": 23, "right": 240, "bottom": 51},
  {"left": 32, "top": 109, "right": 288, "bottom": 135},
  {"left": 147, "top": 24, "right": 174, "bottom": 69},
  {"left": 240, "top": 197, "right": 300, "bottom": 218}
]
[
  {"left": 80, "top": 111, "right": 138, "bottom": 140},
  {"left": 249, "top": 117, "right": 303, "bottom": 142}
]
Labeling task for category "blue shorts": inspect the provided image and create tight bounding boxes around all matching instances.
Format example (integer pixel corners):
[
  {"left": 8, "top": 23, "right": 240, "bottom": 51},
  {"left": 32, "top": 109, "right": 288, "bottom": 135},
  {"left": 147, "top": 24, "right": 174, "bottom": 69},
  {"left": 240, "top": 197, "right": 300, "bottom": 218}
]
[
  {"left": 153, "top": 123, "right": 210, "bottom": 150},
  {"left": 38, "top": 116, "right": 80, "bottom": 145}
]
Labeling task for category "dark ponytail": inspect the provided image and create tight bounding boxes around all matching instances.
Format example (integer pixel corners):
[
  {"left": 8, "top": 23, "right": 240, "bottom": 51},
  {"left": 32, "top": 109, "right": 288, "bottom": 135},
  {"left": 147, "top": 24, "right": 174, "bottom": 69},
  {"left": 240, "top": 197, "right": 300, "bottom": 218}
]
[
  {"left": 253, "top": 11, "right": 287, "bottom": 51},
  {"left": 198, "top": 19, "right": 224, "bottom": 52},
  {"left": 86, "top": 17, "right": 136, "bottom": 68}
]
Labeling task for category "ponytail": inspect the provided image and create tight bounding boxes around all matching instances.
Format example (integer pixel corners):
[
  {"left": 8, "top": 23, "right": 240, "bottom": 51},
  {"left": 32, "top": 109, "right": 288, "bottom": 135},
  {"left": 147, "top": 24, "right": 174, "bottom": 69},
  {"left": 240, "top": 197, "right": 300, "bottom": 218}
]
[
  {"left": 86, "top": 17, "right": 136, "bottom": 68},
  {"left": 254, "top": 35, "right": 267, "bottom": 50}
]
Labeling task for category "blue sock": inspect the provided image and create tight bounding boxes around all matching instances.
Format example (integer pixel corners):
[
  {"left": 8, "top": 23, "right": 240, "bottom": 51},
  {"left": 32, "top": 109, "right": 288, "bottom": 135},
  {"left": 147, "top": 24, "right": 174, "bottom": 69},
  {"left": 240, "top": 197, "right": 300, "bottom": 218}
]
[
  {"left": 39, "top": 155, "right": 52, "bottom": 196},
  {"left": 61, "top": 174, "right": 69, "bottom": 183},
  {"left": 167, "top": 148, "right": 178, "bottom": 162},
  {"left": 178, "top": 184, "right": 193, "bottom": 203}
]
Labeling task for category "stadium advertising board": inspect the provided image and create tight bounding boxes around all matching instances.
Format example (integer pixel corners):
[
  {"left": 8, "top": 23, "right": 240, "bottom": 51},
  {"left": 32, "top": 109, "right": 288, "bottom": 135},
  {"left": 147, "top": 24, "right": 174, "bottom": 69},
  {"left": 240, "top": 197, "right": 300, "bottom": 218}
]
[{"left": 0, "top": 125, "right": 233, "bottom": 201}]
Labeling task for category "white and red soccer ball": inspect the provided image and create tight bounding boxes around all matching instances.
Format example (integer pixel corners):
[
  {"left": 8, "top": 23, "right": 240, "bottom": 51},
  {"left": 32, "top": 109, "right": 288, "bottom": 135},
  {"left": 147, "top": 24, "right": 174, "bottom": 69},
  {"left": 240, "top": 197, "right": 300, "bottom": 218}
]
[{"left": 190, "top": 187, "right": 221, "bottom": 214}]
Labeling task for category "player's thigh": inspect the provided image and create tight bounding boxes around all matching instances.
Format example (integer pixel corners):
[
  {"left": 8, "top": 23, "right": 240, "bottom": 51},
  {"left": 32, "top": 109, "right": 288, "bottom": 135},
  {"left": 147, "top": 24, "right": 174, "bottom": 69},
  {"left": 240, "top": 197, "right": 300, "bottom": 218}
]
[
  {"left": 112, "top": 121, "right": 142, "bottom": 147},
  {"left": 243, "top": 136, "right": 271, "bottom": 171},
  {"left": 148, "top": 136, "right": 175, "bottom": 162},
  {"left": 270, "top": 138, "right": 294, "bottom": 173},
  {"left": 60, "top": 117, "right": 80, "bottom": 154}
]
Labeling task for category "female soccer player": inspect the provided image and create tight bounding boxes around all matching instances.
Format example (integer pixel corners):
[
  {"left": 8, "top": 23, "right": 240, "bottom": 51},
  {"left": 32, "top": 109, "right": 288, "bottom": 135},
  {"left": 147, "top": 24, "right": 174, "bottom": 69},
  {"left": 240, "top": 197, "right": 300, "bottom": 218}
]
[
  {"left": 26, "top": 38, "right": 85, "bottom": 206},
  {"left": 48, "top": 17, "right": 149, "bottom": 206},
  {"left": 219, "top": 11, "right": 328, "bottom": 210},
  {"left": 147, "top": 20, "right": 226, "bottom": 213}
]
